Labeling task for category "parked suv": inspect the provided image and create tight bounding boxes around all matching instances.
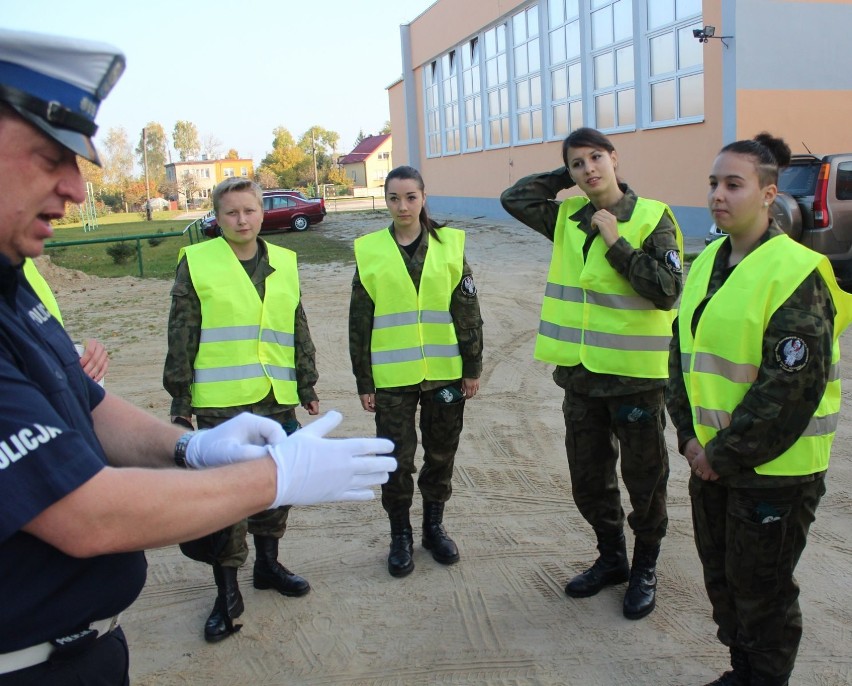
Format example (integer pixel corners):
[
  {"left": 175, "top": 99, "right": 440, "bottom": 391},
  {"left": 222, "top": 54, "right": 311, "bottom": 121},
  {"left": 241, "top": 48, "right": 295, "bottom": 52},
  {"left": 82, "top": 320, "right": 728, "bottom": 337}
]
[
  {"left": 202, "top": 189, "right": 326, "bottom": 237},
  {"left": 706, "top": 153, "right": 852, "bottom": 283}
]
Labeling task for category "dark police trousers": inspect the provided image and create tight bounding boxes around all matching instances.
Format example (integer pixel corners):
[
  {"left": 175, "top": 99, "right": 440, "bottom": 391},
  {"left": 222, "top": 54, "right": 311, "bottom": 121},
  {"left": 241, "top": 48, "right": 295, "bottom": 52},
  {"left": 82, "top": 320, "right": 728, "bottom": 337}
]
[
  {"left": 375, "top": 386, "right": 465, "bottom": 513},
  {"left": 690, "top": 475, "right": 825, "bottom": 679},
  {"left": 0, "top": 627, "right": 129, "bottom": 686},
  {"left": 562, "top": 387, "right": 669, "bottom": 544}
]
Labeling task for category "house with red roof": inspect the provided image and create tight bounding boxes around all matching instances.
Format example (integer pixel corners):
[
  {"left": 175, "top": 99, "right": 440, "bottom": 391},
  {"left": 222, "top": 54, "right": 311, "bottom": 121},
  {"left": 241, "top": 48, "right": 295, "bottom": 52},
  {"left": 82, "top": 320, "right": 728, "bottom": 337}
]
[{"left": 338, "top": 133, "right": 393, "bottom": 191}]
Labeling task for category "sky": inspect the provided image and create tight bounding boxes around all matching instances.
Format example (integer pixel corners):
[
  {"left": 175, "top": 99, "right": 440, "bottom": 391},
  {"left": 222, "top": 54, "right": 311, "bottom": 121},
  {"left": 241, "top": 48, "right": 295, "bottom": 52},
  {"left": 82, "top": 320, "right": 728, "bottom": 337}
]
[{"left": 3, "top": 0, "right": 436, "bottom": 165}]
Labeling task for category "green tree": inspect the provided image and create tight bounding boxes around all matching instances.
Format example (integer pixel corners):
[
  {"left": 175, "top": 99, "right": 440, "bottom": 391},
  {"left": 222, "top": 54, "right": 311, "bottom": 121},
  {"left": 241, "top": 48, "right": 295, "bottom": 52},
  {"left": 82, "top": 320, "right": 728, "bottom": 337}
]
[
  {"left": 255, "top": 167, "right": 279, "bottom": 189},
  {"left": 136, "top": 122, "right": 167, "bottom": 190},
  {"left": 173, "top": 120, "right": 201, "bottom": 161},
  {"left": 298, "top": 125, "right": 340, "bottom": 188},
  {"left": 259, "top": 127, "right": 307, "bottom": 188},
  {"left": 101, "top": 127, "right": 134, "bottom": 197},
  {"left": 353, "top": 128, "right": 367, "bottom": 147},
  {"left": 380, "top": 120, "right": 392, "bottom": 135},
  {"left": 226, "top": 148, "right": 240, "bottom": 159}
]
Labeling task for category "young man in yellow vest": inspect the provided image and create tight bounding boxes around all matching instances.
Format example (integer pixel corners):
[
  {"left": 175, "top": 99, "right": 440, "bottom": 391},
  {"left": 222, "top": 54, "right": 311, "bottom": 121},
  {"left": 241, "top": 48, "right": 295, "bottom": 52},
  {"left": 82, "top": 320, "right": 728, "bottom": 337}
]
[{"left": 164, "top": 177, "right": 320, "bottom": 642}]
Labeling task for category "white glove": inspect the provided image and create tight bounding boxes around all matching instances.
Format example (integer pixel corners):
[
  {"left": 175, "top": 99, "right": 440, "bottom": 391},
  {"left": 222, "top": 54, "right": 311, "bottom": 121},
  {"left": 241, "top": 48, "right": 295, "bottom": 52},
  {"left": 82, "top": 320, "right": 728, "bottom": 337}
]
[
  {"left": 186, "top": 412, "right": 289, "bottom": 469},
  {"left": 269, "top": 410, "right": 396, "bottom": 507}
]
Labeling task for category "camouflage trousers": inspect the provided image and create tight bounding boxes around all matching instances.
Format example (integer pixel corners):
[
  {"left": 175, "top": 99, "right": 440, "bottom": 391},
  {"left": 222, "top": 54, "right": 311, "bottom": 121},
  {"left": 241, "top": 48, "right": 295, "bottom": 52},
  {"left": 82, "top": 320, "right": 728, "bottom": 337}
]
[
  {"left": 374, "top": 385, "right": 465, "bottom": 515},
  {"left": 188, "top": 409, "right": 299, "bottom": 569},
  {"left": 562, "top": 387, "right": 669, "bottom": 545},
  {"left": 689, "top": 475, "right": 825, "bottom": 679}
]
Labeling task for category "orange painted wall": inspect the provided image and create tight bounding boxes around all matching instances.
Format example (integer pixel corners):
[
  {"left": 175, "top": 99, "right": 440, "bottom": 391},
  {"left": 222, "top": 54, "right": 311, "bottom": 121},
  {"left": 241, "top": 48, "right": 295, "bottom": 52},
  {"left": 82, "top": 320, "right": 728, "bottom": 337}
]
[
  {"left": 737, "top": 90, "right": 852, "bottom": 154},
  {"left": 387, "top": 80, "right": 408, "bottom": 166}
]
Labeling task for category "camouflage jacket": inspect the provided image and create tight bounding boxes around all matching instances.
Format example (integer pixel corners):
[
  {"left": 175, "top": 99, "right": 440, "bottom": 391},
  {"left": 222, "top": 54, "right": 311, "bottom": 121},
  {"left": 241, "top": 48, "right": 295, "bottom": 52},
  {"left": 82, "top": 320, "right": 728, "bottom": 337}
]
[
  {"left": 349, "top": 225, "right": 484, "bottom": 395},
  {"left": 666, "top": 225, "right": 835, "bottom": 487},
  {"left": 500, "top": 167, "right": 683, "bottom": 396},
  {"left": 163, "top": 238, "right": 319, "bottom": 418}
]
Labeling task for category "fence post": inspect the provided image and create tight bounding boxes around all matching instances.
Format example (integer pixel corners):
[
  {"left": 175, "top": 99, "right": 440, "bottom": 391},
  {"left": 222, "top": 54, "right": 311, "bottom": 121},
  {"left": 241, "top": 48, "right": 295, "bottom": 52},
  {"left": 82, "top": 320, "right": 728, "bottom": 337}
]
[{"left": 136, "top": 238, "right": 144, "bottom": 277}]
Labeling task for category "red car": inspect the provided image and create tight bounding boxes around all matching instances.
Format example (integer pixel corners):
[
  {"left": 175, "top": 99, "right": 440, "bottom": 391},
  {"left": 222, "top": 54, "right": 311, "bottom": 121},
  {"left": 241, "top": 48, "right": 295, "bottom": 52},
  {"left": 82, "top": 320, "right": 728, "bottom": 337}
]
[{"left": 202, "top": 190, "right": 326, "bottom": 237}]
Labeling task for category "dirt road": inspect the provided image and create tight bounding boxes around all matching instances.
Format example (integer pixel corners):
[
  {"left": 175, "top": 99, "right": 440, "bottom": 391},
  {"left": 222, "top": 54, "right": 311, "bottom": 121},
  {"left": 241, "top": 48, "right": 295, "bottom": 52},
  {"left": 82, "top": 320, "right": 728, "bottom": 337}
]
[{"left": 41, "top": 213, "right": 851, "bottom": 685}]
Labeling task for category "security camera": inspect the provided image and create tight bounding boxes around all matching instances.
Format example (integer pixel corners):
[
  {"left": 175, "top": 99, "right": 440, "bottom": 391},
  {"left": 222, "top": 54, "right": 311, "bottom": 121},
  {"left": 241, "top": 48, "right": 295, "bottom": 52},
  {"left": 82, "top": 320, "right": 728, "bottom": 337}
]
[{"left": 692, "top": 28, "right": 703, "bottom": 39}]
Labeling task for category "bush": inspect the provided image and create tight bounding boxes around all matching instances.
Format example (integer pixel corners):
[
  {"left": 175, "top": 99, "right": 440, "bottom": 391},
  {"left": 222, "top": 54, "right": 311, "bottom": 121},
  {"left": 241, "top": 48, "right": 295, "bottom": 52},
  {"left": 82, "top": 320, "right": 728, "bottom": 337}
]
[
  {"left": 106, "top": 241, "right": 136, "bottom": 264},
  {"left": 148, "top": 230, "right": 166, "bottom": 247}
]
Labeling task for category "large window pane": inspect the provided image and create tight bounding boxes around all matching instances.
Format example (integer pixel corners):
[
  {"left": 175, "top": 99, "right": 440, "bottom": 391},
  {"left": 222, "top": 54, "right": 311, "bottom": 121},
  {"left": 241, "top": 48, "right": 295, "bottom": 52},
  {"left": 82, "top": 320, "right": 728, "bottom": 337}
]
[
  {"left": 570, "top": 100, "right": 583, "bottom": 130},
  {"left": 498, "top": 54, "right": 507, "bottom": 82},
  {"left": 617, "top": 88, "right": 635, "bottom": 125},
  {"left": 568, "top": 62, "right": 582, "bottom": 96},
  {"left": 550, "top": 26, "right": 567, "bottom": 62},
  {"left": 566, "top": 20, "right": 581, "bottom": 58},
  {"left": 651, "top": 79, "right": 675, "bottom": 121},
  {"left": 515, "top": 45, "right": 528, "bottom": 75},
  {"left": 679, "top": 73, "right": 703, "bottom": 117},
  {"left": 676, "top": 0, "right": 701, "bottom": 19},
  {"left": 553, "top": 103, "right": 569, "bottom": 135},
  {"left": 596, "top": 92, "right": 615, "bottom": 129},
  {"left": 486, "top": 59, "right": 498, "bottom": 87},
  {"left": 549, "top": 0, "right": 565, "bottom": 26},
  {"left": 529, "top": 38, "right": 540, "bottom": 71},
  {"left": 650, "top": 32, "right": 675, "bottom": 76},
  {"left": 616, "top": 46, "right": 634, "bottom": 83},
  {"left": 500, "top": 86, "right": 509, "bottom": 112},
  {"left": 513, "top": 11, "right": 527, "bottom": 43},
  {"left": 527, "top": 5, "right": 539, "bottom": 37},
  {"left": 532, "top": 109, "right": 543, "bottom": 138},
  {"left": 648, "top": 1, "right": 674, "bottom": 29},
  {"left": 552, "top": 66, "right": 568, "bottom": 100},
  {"left": 517, "top": 81, "right": 530, "bottom": 108},
  {"left": 490, "top": 119, "right": 502, "bottom": 143},
  {"left": 488, "top": 89, "right": 499, "bottom": 113},
  {"left": 613, "top": 0, "right": 633, "bottom": 42},
  {"left": 518, "top": 112, "right": 531, "bottom": 140},
  {"left": 592, "top": 6, "right": 613, "bottom": 49},
  {"left": 595, "top": 52, "right": 614, "bottom": 88},
  {"left": 678, "top": 24, "right": 703, "bottom": 68}
]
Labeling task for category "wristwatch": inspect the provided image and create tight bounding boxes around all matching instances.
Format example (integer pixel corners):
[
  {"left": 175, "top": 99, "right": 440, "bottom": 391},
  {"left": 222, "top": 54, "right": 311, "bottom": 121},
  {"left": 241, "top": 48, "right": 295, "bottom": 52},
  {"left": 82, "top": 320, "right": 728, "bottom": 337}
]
[{"left": 174, "top": 431, "right": 196, "bottom": 469}]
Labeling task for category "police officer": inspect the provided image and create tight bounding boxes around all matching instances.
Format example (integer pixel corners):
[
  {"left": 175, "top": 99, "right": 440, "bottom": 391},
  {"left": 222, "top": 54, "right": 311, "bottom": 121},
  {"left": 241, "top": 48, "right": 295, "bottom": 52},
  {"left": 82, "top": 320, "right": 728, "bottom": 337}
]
[
  {"left": 164, "top": 177, "right": 318, "bottom": 642},
  {"left": 0, "top": 28, "right": 395, "bottom": 685},
  {"left": 667, "top": 133, "right": 852, "bottom": 686},
  {"left": 349, "top": 165, "right": 483, "bottom": 577},
  {"left": 500, "top": 127, "right": 683, "bottom": 620}
]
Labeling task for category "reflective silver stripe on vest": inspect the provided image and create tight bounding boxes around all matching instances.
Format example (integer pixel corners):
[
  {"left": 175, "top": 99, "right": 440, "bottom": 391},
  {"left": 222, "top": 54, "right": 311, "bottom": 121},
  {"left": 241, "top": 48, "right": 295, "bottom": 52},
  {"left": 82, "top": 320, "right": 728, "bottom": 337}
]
[
  {"left": 263, "top": 364, "right": 297, "bottom": 381},
  {"left": 544, "top": 283, "right": 656, "bottom": 310},
  {"left": 374, "top": 311, "right": 419, "bottom": 329},
  {"left": 195, "top": 363, "right": 265, "bottom": 383},
  {"left": 584, "top": 330, "right": 670, "bottom": 352},
  {"left": 420, "top": 310, "right": 454, "bottom": 324},
  {"left": 539, "top": 321, "right": 583, "bottom": 344},
  {"left": 200, "top": 325, "right": 261, "bottom": 343},
  {"left": 423, "top": 343, "right": 460, "bottom": 357},
  {"left": 372, "top": 347, "right": 423, "bottom": 365},
  {"left": 801, "top": 412, "right": 838, "bottom": 437},
  {"left": 260, "top": 329, "right": 295, "bottom": 346},
  {"left": 829, "top": 362, "right": 840, "bottom": 382},
  {"left": 544, "top": 283, "right": 584, "bottom": 303},
  {"left": 681, "top": 353, "right": 690, "bottom": 371},
  {"left": 695, "top": 406, "right": 730, "bottom": 430},
  {"left": 692, "top": 352, "right": 759, "bottom": 384}
]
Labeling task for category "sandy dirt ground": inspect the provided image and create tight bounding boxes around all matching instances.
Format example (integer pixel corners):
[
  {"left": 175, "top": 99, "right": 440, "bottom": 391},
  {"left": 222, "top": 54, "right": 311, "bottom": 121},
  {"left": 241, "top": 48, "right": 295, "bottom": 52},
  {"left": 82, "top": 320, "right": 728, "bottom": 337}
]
[{"left": 37, "top": 212, "right": 851, "bottom": 686}]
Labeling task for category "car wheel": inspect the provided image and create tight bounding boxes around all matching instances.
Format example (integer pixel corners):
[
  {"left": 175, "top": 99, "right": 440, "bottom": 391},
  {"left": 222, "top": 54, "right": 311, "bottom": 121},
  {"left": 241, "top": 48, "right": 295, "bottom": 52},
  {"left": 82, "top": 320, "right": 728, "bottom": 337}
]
[
  {"left": 292, "top": 215, "right": 310, "bottom": 232},
  {"left": 771, "top": 192, "right": 803, "bottom": 240}
]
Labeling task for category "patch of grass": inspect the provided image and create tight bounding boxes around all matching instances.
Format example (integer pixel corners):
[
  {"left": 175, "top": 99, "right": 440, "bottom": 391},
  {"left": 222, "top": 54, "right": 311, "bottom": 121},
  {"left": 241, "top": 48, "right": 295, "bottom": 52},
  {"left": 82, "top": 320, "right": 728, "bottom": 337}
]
[{"left": 45, "top": 216, "right": 355, "bottom": 279}]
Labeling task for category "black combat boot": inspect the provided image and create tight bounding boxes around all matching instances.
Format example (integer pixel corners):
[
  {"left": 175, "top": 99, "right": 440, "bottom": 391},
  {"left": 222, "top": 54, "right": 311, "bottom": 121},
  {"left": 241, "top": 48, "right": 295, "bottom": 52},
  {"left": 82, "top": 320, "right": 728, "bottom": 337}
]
[
  {"left": 422, "top": 501, "right": 460, "bottom": 565},
  {"left": 623, "top": 540, "right": 660, "bottom": 619},
  {"left": 703, "top": 647, "right": 751, "bottom": 685},
  {"left": 564, "top": 531, "right": 629, "bottom": 598},
  {"left": 388, "top": 510, "right": 415, "bottom": 577},
  {"left": 204, "top": 564, "right": 244, "bottom": 643},
  {"left": 252, "top": 535, "right": 310, "bottom": 596},
  {"left": 750, "top": 671, "right": 790, "bottom": 686}
]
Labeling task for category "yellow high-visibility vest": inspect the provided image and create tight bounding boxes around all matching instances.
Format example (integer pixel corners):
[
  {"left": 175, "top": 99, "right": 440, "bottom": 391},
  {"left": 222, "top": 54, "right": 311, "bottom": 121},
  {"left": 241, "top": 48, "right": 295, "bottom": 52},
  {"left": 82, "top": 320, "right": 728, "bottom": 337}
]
[
  {"left": 22, "top": 258, "right": 63, "bottom": 325},
  {"left": 535, "top": 196, "right": 682, "bottom": 378},
  {"left": 354, "top": 227, "right": 464, "bottom": 388},
  {"left": 679, "top": 234, "right": 852, "bottom": 475},
  {"left": 180, "top": 238, "right": 300, "bottom": 407}
]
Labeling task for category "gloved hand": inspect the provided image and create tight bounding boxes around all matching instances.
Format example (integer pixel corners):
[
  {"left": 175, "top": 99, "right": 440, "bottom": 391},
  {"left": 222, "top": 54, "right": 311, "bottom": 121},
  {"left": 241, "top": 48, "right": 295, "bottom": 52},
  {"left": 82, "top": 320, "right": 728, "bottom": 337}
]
[
  {"left": 269, "top": 410, "right": 396, "bottom": 507},
  {"left": 185, "top": 412, "right": 288, "bottom": 469}
]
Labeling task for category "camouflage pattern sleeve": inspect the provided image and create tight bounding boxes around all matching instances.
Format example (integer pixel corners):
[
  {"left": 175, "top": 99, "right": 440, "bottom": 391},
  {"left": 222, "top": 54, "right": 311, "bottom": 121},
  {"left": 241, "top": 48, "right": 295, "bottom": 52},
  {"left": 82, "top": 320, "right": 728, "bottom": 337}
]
[
  {"left": 294, "top": 300, "right": 319, "bottom": 405},
  {"left": 452, "top": 256, "right": 484, "bottom": 379},
  {"left": 163, "top": 256, "right": 201, "bottom": 417},
  {"left": 348, "top": 267, "right": 376, "bottom": 395},
  {"left": 665, "top": 316, "right": 698, "bottom": 452},
  {"left": 606, "top": 209, "right": 683, "bottom": 310},
  {"left": 706, "top": 270, "right": 835, "bottom": 477},
  {"left": 499, "top": 166, "right": 576, "bottom": 241}
]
